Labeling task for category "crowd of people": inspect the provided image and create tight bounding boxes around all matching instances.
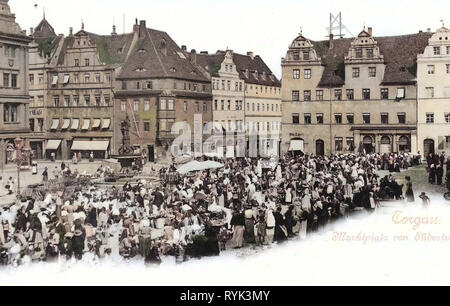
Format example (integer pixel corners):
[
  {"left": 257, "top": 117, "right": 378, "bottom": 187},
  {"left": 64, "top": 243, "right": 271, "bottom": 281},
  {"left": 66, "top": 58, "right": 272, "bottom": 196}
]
[{"left": 0, "top": 152, "right": 426, "bottom": 266}]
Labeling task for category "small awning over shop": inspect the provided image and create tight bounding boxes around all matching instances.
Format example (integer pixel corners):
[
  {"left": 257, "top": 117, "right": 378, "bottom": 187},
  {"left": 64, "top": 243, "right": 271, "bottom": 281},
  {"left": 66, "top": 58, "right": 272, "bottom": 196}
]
[
  {"left": 102, "top": 118, "right": 111, "bottom": 129},
  {"left": 71, "top": 119, "right": 80, "bottom": 130},
  {"left": 81, "top": 119, "right": 90, "bottom": 130},
  {"left": 45, "top": 140, "right": 62, "bottom": 150},
  {"left": 71, "top": 140, "right": 109, "bottom": 151},
  {"left": 50, "top": 119, "right": 59, "bottom": 130},
  {"left": 61, "top": 119, "right": 70, "bottom": 130},
  {"left": 289, "top": 139, "right": 304, "bottom": 151},
  {"left": 92, "top": 119, "right": 101, "bottom": 129}
]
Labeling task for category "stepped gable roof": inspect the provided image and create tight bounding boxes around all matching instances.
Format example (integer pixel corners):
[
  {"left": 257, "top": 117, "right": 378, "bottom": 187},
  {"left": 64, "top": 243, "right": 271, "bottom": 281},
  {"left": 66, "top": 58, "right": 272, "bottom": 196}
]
[
  {"left": 118, "top": 25, "right": 209, "bottom": 82},
  {"left": 312, "top": 32, "right": 433, "bottom": 87}
]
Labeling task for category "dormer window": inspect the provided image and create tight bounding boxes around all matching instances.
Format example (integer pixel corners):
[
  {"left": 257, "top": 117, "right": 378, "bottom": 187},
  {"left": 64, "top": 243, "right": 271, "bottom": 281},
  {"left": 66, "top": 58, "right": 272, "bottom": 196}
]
[
  {"left": 303, "top": 51, "right": 310, "bottom": 60},
  {"left": 138, "top": 49, "right": 146, "bottom": 53},
  {"left": 169, "top": 67, "right": 177, "bottom": 73},
  {"left": 117, "top": 48, "right": 123, "bottom": 53},
  {"left": 135, "top": 67, "right": 147, "bottom": 72},
  {"left": 293, "top": 51, "right": 300, "bottom": 60}
]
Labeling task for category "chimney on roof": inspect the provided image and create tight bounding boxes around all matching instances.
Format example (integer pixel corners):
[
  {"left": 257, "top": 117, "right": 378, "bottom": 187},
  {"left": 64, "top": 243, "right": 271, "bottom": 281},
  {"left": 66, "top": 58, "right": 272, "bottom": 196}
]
[
  {"left": 69, "top": 27, "right": 73, "bottom": 36},
  {"left": 190, "top": 49, "right": 197, "bottom": 65},
  {"left": 247, "top": 51, "right": 254, "bottom": 59},
  {"left": 329, "top": 33, "right": 334, "bottom": 49},
  {"left": 368, "top": 27, "right": 373, "bottom": 36},
  {"left": 138, "top": 20, "right": 146, "bottom": 38},
  {"left": 181, "top": 45, "right": 187, "bottom": 52},
  {"left": 200, "top": 51, "right": 208, "bottom": 54}
]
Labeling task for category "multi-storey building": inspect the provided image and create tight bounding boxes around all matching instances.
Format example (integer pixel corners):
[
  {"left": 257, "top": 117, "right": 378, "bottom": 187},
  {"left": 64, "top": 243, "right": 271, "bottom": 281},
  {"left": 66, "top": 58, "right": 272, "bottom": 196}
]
[
  {"left": 44, "top": 23, "right": 131, "bottom": 160},
  {"left": 417, "top": 25, "right": 450, "bottom": 157},
  {"left": 115, "top": 20, "right": 212, "bottom": 162},
  {"left": 28, "top": 16, "right": 61, "bottom": 159},
  {"left": 0, "top": 0, "right": 33, "bottom": 166},
  {"left": 197, "top": 49, "right": 245, "bottom": 136},
  {"left": 281, "top": 28, "right": 431, "bottom": 155}
]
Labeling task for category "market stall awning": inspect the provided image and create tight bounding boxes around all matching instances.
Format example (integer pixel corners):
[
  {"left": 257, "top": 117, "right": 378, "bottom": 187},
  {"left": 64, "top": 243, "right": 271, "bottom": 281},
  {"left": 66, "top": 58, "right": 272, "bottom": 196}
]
[
  {"left": 45, "top": 140, "right": 62, "bottom": 150},
  {"left": 81, "top": 119, "right": 90, "bottom": 130},
  {"left": 289, "top": 139, "right": 304, "bottom": 151},
  {"left": 92, "top": 119, "right": 101, "bottom": 129},
  {"left": 50, "top": 119, "right": 59, "bottom": 130},
  {"left": 101, "top": 118, "right": 111, "bottom": 129},
  {"left": 177, "top": 160, "right": 224, "bottom": 174},
  {"left": 61, "top": 119, "right": 70, "bottom": 130},
  {"left": 71, "top": 119, "right": 80, "bottom": 130},
  {"left": 71, "top": 140, "right": 109, "bottom": 151}
]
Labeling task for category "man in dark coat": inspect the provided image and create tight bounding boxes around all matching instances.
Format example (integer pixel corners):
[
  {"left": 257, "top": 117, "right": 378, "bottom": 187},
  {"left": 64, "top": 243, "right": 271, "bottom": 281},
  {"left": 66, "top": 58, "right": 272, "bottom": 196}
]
[{"left": 274, "top": 207, "right": 287, "bottom": 242}]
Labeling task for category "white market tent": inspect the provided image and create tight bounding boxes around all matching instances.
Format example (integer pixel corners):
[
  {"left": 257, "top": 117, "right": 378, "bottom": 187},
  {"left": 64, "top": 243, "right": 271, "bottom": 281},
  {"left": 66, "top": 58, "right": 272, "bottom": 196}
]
[{"left": 177, "top": 160, "right": 224, "bottom": 174}]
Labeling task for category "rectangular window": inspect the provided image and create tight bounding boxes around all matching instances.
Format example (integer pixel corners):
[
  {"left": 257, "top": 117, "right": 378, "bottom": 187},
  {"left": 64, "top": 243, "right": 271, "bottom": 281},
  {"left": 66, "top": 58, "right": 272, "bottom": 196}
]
[
  {"left": 426, "top": 87, "right": 434, "bottom": 98},
  {"left": 134, "top": 100, "right": 139, "bottom": 111},
  {"left": 75, "top": 59, "right": 79, "bottom": 67},
  {"left": 304, "top": 69, "right": 311, "bottom": 79},
  {"left": 381, "top": 113, "right": 389, "bottom": 124},
  {"left": 316, "top": 113, "right": 324, "bottom": 124},
  {"left": 335, "top": 137, "right": 343, "bottom": 151},
  {"left": 227, "top": 80, "right": 231, "bottom": 90},
  {"left": 363, "top": 113, "right": 371, "bottom": 124},
  {"left": 316, "top": 90, "right": 323, "bottom": 101},
  {"left": 64, "top": 95, "right": 70, "bottom": 107},
  {"left": 95, "top": 96, "right": 101, "bottom": 107},
  {"left": 347, "top": 113, "right": 354, "bottom": 124},
  {"left": 397, "top": 87, "right": 406, "bottom": 99},
  {"left": 160, "top": 99, "right": 166, "bottom": 110},
  {"left": 143, "top": 100, "right": 150, "bottom": 111},
  {"left": 227, "top": 100, "right": 231, "bottom": 110},
  {"left": 214, "top": 100, "right": 218, "bottom": 111},
  {"left": 355, "top": 48, "right": 363, "bottom": 58},
  {"left": 195, "top": 101, "right": 200, "bottom": 112},
  {"left": 121, "top": 101, "right": 126, "bottom": 112},
  {"left": 428, "top": 65, "right": 435, "bottom": 74},
  {"left": 369, "top": 67, "right": 376, "bottom": 77},
  {"left": 352, "top": 67, "right": 360, "bottom": 78},
  {"left": 397, "top": 112, "right": 406, "bottom": 124},
  {"left": 167, "top": 99, "right": 174, "bottom": 110},
  {"left": 85, "top": 58, "right": 90, "bottom": 66},
  {"left": 221, "top": 100, "right": 225, "bottom": 110},
  {"left": 346, "top": 89, "right": 354, "bottom": 100},
  {"left": 73, "top": 95, "right": 79, "bottom": 107},
  {"left": 293, "top": 52, "right": 300, "bottom": 60},
  {"left": 203, "top": 102, "right": 207, "bottom": 112},
  {"left": 11, "top": 74, "right": 17, "bottom": 88},
  {"left": 144, "top": 121, "right": 150, "bottom": 131},
  {"left": 84, "top": 73, "right": 90, "bottom": 83},
  {"left": 362, "top": 88, "right": 371, "bottom": 100},
  {"left": 346, "top": 137, "right": 355, "bottom": 151},
  {"left": 84, "top": 95, "right": 90, "bottom": 106},
  {"left": 304, "top": 113, "right": 311, "bottom": 124},
  {"left": 445, "top": 113, "right": 450, "bottom": 123},
  {"left": 184, "top": 101, "right": 188, "bottom": 112},
  {"left": 335, "top": 113, "right": 342, "bottom": 124},
  {"left": 381, "top": 88, "right": 389, "bottom": 99},
  {"left": 293, "top": 69, "right": 300, "bottom": 79},
  {"left": 304, "top": 90, "right": 311, "bottom": 101},
  {"left": 426, "top": 113, "right": 434, "bottom": 124},
  {"left": 292, "top": 113, "right": 299, "bottom": 124},
  {"left": 367, "top": 48, "right": 374, "bottom": 58},
  {"left": 122, "top": 81, "right": 127, "bottom": 90},
  {"left": 447, "top": 64, "right": 450, "bottom": 74},
  {"left": 292, "top": 90, "right": 300, "bottom": 101},
  {"left": 38, "top": 74, "right": 44, "bottom": 84},
  {"left": 221, "top": 80, "right": 225, "bottom": 90},
  {"left": 3, "top": 104, "right": 18, "bottom": 123},
  {"left": 53, "top": 96, "right": 60, "bottom": 107},
  {"left": 303, "top": 51, "right": 310, "bottom": 60},
  {"left": 434, "top": 46, "right": 441, "bottom": 55},
  {"left": 447, "top": 46, "right": 450, "bottom": 55},
  {"left": 95, "top": 73, "right": 101, "bottom": 83},
  {"left": 3, "top": 73, "right": 9, "bottom": 87},
  {"left": 104, "top": 95, "right": 110, "bottom": 106},
  {"left": 334, "top": 89, "right": 342, "bottom": 100},
  {"left": 29, "top": 74, "right": 34, "bottom": 85}
]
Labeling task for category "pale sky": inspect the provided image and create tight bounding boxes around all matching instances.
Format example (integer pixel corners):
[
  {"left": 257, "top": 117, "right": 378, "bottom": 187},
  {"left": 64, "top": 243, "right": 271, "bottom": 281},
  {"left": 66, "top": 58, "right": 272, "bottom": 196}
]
[{"left": 9, "top": 0, "right": 450, "bottom": 77}]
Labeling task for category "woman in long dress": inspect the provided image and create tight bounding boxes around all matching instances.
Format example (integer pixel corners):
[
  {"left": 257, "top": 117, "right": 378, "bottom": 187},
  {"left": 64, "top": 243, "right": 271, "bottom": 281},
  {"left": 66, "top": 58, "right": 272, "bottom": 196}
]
[
  {"left": 230, "top": 210, "right": 245, "bottom": 248},
  {"left": 405, "top": 176, "right": 414, "bottom": 202}
]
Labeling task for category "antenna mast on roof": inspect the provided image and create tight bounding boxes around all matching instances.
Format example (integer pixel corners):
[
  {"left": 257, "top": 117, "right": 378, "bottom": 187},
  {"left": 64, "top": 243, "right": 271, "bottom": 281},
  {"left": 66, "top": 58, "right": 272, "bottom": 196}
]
[{"left": 326, "top": 12, "right": 353, "bottom": 38}]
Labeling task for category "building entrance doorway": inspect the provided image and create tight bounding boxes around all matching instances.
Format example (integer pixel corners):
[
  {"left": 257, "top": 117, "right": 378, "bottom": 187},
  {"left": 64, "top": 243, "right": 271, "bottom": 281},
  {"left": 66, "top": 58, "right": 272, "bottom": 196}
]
[
  {"left": 315, "top": 139, "right": 324, "bottom": 156},
  {"left": 424, "top": 139, "right": 435, "bottom": 156}
]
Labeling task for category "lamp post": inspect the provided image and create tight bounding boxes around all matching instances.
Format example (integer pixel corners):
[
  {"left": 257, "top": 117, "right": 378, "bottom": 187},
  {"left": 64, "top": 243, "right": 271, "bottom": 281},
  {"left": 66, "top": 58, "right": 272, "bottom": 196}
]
[{"left": 6, "top": 138, "right": 31, "bottom": 197}]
